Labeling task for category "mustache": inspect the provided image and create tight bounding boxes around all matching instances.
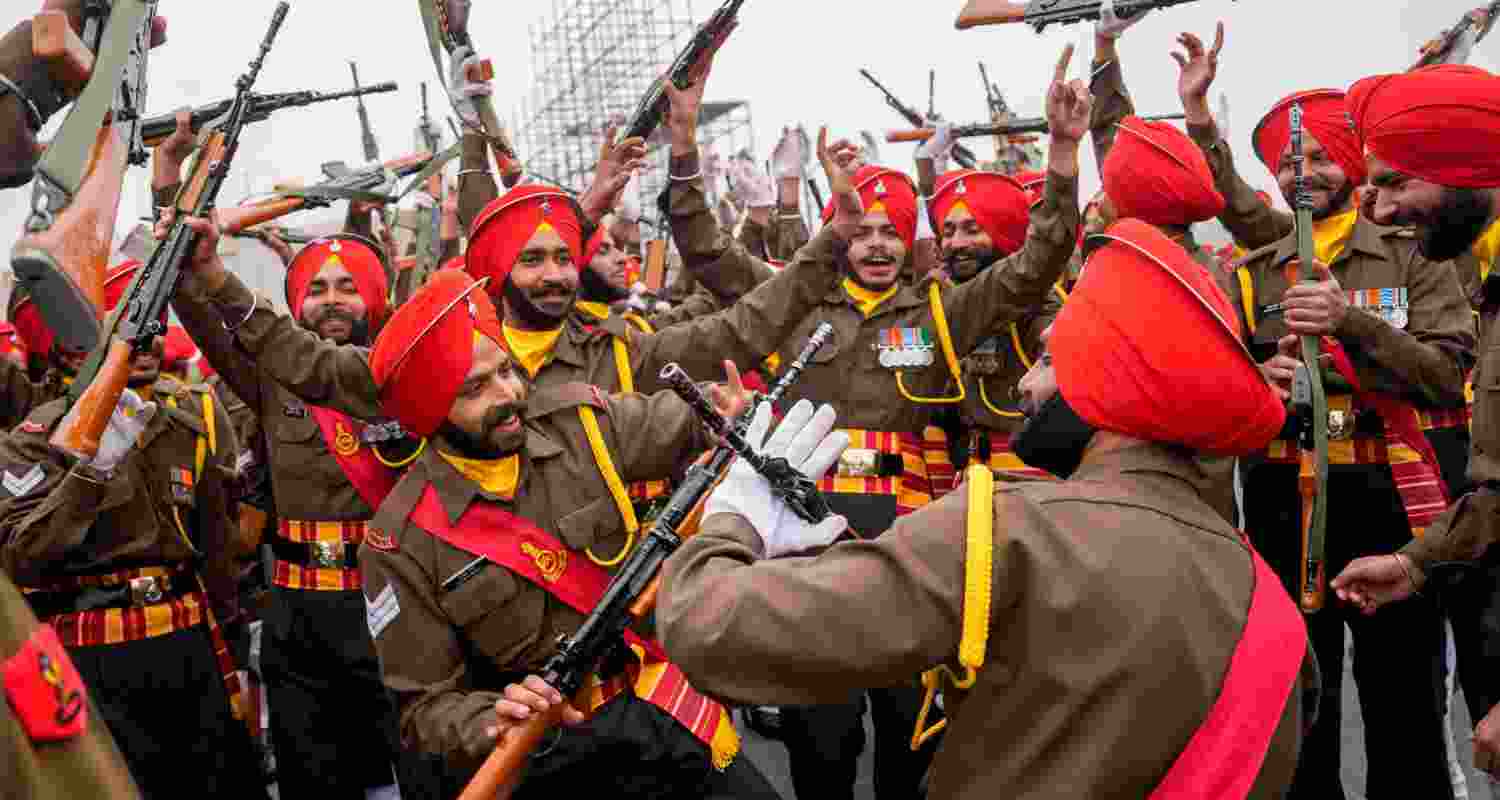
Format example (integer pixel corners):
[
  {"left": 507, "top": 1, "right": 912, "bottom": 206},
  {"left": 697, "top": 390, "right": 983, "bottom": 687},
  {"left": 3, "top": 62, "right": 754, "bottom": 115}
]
[
  {"left": 309, "top": 304, "right": 360, "bottom": 327},
  {"left": 483, "top": 401, "right": 524, "bottom": 434},
  {"left": 526, "top": 280, "right": 575, "bottom": 299}
]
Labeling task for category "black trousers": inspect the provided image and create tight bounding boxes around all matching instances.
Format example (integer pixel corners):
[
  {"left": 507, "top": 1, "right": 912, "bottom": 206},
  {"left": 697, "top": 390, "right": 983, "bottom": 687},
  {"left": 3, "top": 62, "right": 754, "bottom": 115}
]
[
  {"left": 67, "top": 624, "right": 267, "bottom": 800},
  {"left": 1244, "top": 459, "right": 1454, "bottom": 800},
  {"left": 260, "top": 586, "right": 443, "bottom": 798},
  {"left": 780, "top": 686, "right": 938, "bottom": 800}
]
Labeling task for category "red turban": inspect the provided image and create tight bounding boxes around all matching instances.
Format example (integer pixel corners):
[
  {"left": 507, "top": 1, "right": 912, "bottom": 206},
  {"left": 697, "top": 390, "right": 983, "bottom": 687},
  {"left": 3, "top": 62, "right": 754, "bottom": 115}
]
[
  {"left": 1252, "top": 89, "right": 1367, "bottom": 185},
  {"left": 370, "top": 270, "right": 504, "bottom": 437},
  {"left": 583, "top": 225, "right": 609, "bottom": 266},
  {"left": 284, "top": 236, "right": 390, "bottom": 328},
  {"left": 1015, "top": 170, "right": 1048, "bottom": 209},
  {"left": 820, "top": 166, "right": 919, "bottom": 248},
  {"left": 10, "top": 291, "right": 52, "bottom": 358},
  {"left": 103, "top": 261, "right": 142, "bottom": 314},
  {"left": 930, "top": 170, "right": 1031, "bottom": 255},
  {"left": 467, "top": 185, "right": 585, "bottom": 300},
  {"left": 442, "top": 256, "right": 465, "bottom": 272},
  {"left": 1050, "top": 218, "right": 1285, "bottom": 456},
  {"left": 163, "top": 325, "right": 197, "bottom": 372},
  {"left": 1348, "top": 65, "right": 1500, "bottom": 189},
  {"left": 0, "top": 322, "right": 20, "bottom": 359},
  {"left": 1103, "top": 117, "right": 1225, "bottom": 226}
]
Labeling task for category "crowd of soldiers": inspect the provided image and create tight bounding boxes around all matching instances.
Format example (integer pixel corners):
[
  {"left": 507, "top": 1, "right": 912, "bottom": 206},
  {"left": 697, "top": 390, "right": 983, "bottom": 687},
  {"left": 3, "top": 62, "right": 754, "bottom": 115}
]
[{"left": 3, "top": 1, "right": 1500, "bottom": 799}]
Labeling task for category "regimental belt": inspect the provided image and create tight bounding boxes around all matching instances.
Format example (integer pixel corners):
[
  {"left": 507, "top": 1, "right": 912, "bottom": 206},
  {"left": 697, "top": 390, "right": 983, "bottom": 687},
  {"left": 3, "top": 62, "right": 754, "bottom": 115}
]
[
  {"left": 271, "top": 519, "right": 370, "bottom": 591},
  {"left": 816, "top": 429, "right": 933, "bottom": 516}
]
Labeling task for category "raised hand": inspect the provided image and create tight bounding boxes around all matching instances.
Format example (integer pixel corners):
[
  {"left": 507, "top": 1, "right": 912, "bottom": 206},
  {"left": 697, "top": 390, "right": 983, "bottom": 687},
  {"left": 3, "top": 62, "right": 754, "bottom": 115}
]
[
  {"left": 1044, "top": 44, "right": 1091, "bottom": 145},
  {"left": 664, "top": 33, "right": 727, "bottom": 156},
  {"left": 817, "top": 127, "right": 864, "bottom": 241},
  {"left": 1172, "top": 23, "right": 1224, "bottom": 124}
]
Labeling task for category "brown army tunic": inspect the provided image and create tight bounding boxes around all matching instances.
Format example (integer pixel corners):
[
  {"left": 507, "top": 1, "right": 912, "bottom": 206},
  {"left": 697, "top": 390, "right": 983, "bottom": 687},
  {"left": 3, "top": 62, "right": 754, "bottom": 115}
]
[
  {"left": 0, "top": 359, "right": 67, "bottom": 433},
  {"left": 1, "top": 570, "right": 141, "bottom": 800},
  {"left": 658, "top": 442, "right": 1315, "bottom": 799},
  {"left": 359, "top": 384, "right": 713, "bottom": 769}
]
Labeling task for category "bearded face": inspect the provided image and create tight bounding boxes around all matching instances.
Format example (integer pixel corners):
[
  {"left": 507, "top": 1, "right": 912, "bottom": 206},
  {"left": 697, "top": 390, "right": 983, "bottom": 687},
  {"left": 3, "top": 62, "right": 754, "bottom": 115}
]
[
  {"left": 440, "top": 335, "right": 529, "bottom": 460},
  {"left": 502, "top": 227, "right": 579, "bottom": 329},
  {"left": 298, "top": 261, "right": 370, "bottom": 345},
  {"left": 1274, "top": 135, "right": 1355, "bottom": 221},
  {"left": 940, "top": 206, "right": 1000, "bottom": 283}
]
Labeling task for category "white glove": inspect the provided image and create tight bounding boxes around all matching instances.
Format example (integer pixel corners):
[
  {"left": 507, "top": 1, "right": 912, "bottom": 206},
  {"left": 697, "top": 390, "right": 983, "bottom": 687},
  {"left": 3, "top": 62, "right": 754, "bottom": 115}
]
[
  {"left": 915, "top": 121, "right": 955, "bottom": 175},
  {"left": 617, "top": 171, "right": 642, "bottom": 224},
  {"left": 1095, "top": 0, "right": 1150, "bottom": 39},
  {"left": 771, "top": 126, "right": 809, "bottom": 180},
  {"left": 704, "top": 399, "right": 850, "bottom": 559},
  {"left": 447, "top": 45, "right": 491, "bottom": 126},
  {"left": 62, "top": 389, "right": 157, "bottom": 474},
  {"left": 730, "top": 160, "right": 776, "bottom": 209}
]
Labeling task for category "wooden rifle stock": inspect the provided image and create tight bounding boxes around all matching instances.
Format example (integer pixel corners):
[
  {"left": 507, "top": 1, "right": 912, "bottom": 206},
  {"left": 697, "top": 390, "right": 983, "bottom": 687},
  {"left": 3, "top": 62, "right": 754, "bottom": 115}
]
[
  {"left": 643, "top": 240, "right": 668, "bottom": 293},
  {"left": 49, "top": 337, "right": 131, "bottom": 460},
  {"left": 216, "top": 197, "right": 307, "bottom": 235},
  {"left": 458, "top": 702, "right": 568, "bottom": 800},
  {"left": 1297, "top": 452, "right": 1326, "bottom": 612},
  {"left": 955, "top": 0, "right": 1028, "bottom": 29},
  {"left": 32, "top": 10, "right": 94, "bottom": 94}
]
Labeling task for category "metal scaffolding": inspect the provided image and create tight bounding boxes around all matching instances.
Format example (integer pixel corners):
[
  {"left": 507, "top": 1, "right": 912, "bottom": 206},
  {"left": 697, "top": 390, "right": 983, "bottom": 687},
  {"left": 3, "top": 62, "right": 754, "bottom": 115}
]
[{"left": 513, "top": 0, "right": 755, "bottom": 232}]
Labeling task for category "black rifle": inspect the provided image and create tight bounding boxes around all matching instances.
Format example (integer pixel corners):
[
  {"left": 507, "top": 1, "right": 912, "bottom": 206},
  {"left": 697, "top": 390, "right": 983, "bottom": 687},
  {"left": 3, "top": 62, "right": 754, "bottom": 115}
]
[
  {"left": 350, "top": 61, "right": 381, "bottom": 162},
  {"left": 859, "top": 69, "right": 977, "bottom": 169},
  {"left": 407, "top": 83, "right": 447, "bottom": 299},
  {"left": 1412, "top": 2, "right": 1499, "bottom": 69},
  {"left": 457, "top": 323, "right": 835, "bottom": 799},
  {"left": 139, "top": 80, "right": 397, "bottom": 146},
  {"left": 887, "top": 112, "right": 1186, "bottom": 143},
  {"left": 623, "top": 0, "right": 746, "bottom": 142},
  {"left": 979, "top": 62, "right": 1009, "bottom": 119},
  {"left": 957, "top": 0, "right": 1228, "bottom": 32},
  {"left": 53, "top": 2, "right": 290, "bottom": 461}
]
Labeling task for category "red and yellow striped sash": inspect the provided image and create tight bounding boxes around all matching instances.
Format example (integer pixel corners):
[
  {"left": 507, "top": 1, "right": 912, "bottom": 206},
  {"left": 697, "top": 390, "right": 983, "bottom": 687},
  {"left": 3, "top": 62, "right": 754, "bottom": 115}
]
[
  {"left": 815, "top": 429, "right": 932, "bottom": 515},
  {"left": 271, "top": 518, "right": 367, "bottom": 591},
  {"left": 580, "top": 649, "right": 739, "bottom": 770}
]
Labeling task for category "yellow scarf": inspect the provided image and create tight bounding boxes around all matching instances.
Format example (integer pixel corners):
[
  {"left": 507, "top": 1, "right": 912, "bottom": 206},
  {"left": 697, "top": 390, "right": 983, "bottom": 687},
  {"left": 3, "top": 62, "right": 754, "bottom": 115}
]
[
  {"left": 843, "top": 278, "right": 899, "bottom": 319},
  {"left": 502, "top": 324, "right": 563, "bottom": 378},
  {"left": 575, "top": 300, "right": 612, "bottom": 321},
  {"left": 1312, "top": 207, "right": 1359, "bottom": 267},
  {"left": 439, "top": 451, "right": 520, "bottom": 500},
  {"left": 1473, "top": 217, "right": 1500, "bottom": 283}
]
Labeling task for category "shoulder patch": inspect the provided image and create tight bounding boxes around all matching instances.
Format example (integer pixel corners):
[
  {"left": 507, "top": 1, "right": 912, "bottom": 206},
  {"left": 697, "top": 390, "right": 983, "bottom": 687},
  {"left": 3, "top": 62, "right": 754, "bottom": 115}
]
[
  {"left": 2, "top": 623, "right": 87, "bottom": 742},
  {"left": 526, "top": 382, "right": 609, "bottom": 419},
  {"left": 2, "top": 463, "right": 46, "bottom": 497},
  {"left": 364, "top": 584, "right": 401, "bottom": 639}
]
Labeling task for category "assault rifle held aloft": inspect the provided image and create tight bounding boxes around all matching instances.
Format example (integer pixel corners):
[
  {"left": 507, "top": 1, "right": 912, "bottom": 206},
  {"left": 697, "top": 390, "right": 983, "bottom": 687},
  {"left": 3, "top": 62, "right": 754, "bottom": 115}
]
[
  {"left": 458, "top": 323, "right": 836, "bottom": 800},
  {"left": 207, "top": 150, "right": 443, "bottom": 236},
  {"left": 52, "top": 2, "right": 290, "bottom": 462},
  {"left": 350, "top": 61, "right": 382, "bottom": 162},
  {"left": 1411, "top": 2, "right": 1498, "bottom": 69},
  {"left": 137, "top": 80, "right": 398, "bottom": 147},
  {"left": 956, "top": 0, "right": 1228, "bottom": 32},
  {"left": 886, "top": 112, "right": 1187, "bottom": 143},
  {"left": 622, "top": 0, "right": 745, "bottom": 142},
  {"left": 858, "top": 69, "right": 977, "bottom": 169}
]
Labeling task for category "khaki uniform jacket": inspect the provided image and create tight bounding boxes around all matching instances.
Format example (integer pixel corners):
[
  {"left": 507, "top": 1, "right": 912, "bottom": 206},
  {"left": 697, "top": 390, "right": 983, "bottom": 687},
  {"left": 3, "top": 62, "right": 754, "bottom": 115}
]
[
  {"left": 1224, "top": 217, "right": 1474, "bottom": 407},
  {"left": 358, "top": 384, "right": 711, "bottom": 768},
  {"left": 763, "top": 171, "right": 1079, "bottom": 436},
  {"left": 659, "top": 443, "right": 1315, "bottom": 799},
  {"left": 1, "top": 571, "right": 141, "bottom": 800},
  {"left": 198, "top": 223, "right": 843, "bottom": 421},
  {"left": 737, "top": 211, "right": 811, "bottom": 264},
  {"left": 0, "top": 362, "right": 66, "bottom": 434},
  {"left": 0, "top": 379, "right": 242, "bottom": 619}
]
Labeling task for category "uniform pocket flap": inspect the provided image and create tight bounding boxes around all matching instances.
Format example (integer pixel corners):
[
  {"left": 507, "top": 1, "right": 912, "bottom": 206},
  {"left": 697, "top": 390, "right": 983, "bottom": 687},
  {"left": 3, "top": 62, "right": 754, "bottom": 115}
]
[{"left": 554, "top": 495, "right": 627, "bottom": 554}]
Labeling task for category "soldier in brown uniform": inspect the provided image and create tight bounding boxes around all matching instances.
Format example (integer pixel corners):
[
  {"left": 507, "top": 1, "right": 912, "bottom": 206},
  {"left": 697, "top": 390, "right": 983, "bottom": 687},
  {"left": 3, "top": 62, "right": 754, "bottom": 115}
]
[
  {"left": 168, "top": 228, "right": 428, "bottom": 797},
  {"left": 656, "top": 218, "right": 1315, "bottom": 800},
  {"left": 1175, "top": 26, "right": 1475, "bottom": 800},
  {"left": 0, "top": 280, "right": 260, "bottom": 797},
  {"left": 1331, "top": 63, "right": 1500, "bottom": 782},
  {"left": 0, "top": 288, "right": 72, "bottom": 432},
  {"left": 353, "top": 269, "right": 779, "bottom": 797}
]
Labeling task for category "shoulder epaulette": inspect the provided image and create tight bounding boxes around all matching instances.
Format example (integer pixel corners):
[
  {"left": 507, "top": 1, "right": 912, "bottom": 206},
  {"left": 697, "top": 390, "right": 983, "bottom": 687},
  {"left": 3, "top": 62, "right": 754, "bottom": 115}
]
[{"left": 526, "top": 382, "right": 608, "bottom": 420}]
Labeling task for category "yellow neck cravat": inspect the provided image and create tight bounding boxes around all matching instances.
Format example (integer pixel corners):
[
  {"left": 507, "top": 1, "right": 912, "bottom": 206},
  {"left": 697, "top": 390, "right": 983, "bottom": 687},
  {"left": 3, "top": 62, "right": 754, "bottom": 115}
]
[
  {"left": 1472, "top": 217, "right": 1500, "bottom": 284},
  {"left": 842, "top": 278, "right": 899, "bottom": 319},
  {"left": 1311, "top": 208, "right": 1359, "bottom": 267},
  {"left": 575, "top": 300, "right": 612, "bottom": 321},
  {"left": 501, "top": 324, "right": 563, "bottom": 378},
  {"left": 438, "top": 451, "right": 520, "bottom": 500}
]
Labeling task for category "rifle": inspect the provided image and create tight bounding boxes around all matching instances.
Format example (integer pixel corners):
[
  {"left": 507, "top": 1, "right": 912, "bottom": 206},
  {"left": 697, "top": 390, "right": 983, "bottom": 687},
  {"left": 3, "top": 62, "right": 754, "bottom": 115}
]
[
  {"left": 50, "top": 2, "right": 290, "bottom": 461},
  {"left": 12, "top": 0, "right": 156, "bottom": 352},
  {"left": 979, "top": 62, "right": 1008, "bottom": 120},
  {"left": 211, "top": 151, "right": 442, "bottom": 235},
  {"left": 1411, "top": 2, "right": 1499, "bottom": 69},
  {"left": 459, "top": 324, "right": 835, "bottom": 798},
  {"left": 956, "top": 0, "right": 1225, "bottom": 32},
  {"left": 858, "top": 69, "right": 977, "bottom": 169},
  {"left": 622, "top": 0, "right": 745, "bottom": 143},
  {"left": 887, "top": 112, "right": 1187, "bottom": 143},
  {"left": 1289, "top": 102, "right": 1329, "bottom": 614},
  {"left": 137, "top": 81, "right": 399, "bottom": 147},
  {"left": 350, "top": 61, "right": 382, "bottom": 162},
  {"left": 418, "top": 0, "right": 522, "bottom": 186},
  {"left": 406, "top": 83, "right": 447, "bottom": 301}
]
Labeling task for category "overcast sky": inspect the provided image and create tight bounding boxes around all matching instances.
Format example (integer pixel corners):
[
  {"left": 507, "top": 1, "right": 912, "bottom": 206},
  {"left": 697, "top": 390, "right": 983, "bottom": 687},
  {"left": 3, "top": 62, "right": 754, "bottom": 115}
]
[{"left": 2, "top": 0, "right": 1496, "bottom": 292}]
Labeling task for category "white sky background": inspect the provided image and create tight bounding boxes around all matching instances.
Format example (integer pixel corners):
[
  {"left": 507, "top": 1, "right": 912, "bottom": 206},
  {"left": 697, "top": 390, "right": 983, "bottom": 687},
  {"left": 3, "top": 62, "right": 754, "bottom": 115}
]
[{"left": 2, "top": 0, "right": 1497, "bottom": 292}]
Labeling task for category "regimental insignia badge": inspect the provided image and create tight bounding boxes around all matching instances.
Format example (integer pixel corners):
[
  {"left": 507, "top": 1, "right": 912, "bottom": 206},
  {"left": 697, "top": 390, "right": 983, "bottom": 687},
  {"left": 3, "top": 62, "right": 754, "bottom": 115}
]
[
  {"left": 329, "top": 240, "right": 342, "bottom": 253},
  {"left": 540, "top": 199, "right": 552, "bottom": 216},
  {"left": 878, "top": 328, "right": 936, "bottom": 369},
  {"left": 2, "top": 464, "right": 44, "bottom": 497},
  {"left": 874, "top": 179, "right": 888, "bottom": 196},
  {"left": 334, "top": 421, "right": 360, "bottom": 456},
  {"left": 522, "top": 541, "right": 567, "bottom": 583},
  {"left": 3, "top": 624, "right": 87, "bottom": 742},
  {"left": 956, "top": 179, "right": 967, "bottom": 196},
  {"left": 1347, "top": 287, "right": 1409, "bottom": 330}
]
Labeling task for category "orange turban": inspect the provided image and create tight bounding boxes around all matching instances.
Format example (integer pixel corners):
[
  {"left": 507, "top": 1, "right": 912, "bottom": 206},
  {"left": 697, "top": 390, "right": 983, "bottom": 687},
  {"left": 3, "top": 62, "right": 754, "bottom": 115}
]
[
  {"left": 370, "top": 270, "right": 504, "bottom": 437},
  {"left": 284, "top": 235, "right": 391, "bottom": 327},
  {"left": 163, "top": 325, "right": 197, "bottom": 372},
  {"left": 467, "top": 185, "right": 585, "bottom": 301},
  {"left": 930, "top": 170, "right": 1031, "bottom": 255},
  {"left": 1252, "top": 89, "right": 1367, "bottom": 185},
  {"left": 1102, "top": 117, "right": 1224, "bottom": 226},
  {"left": 1049, "top": 219, "right": 1285, "bottom": 456},
  {"left": 1348, "top": 65, "right": 1500, "bottom": 189},
  {"left": 10, "top": 289, "right": 52, "bottom": 358},
  {"left": 820, "top": 166, "right": 919, "bottom": 248}
]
